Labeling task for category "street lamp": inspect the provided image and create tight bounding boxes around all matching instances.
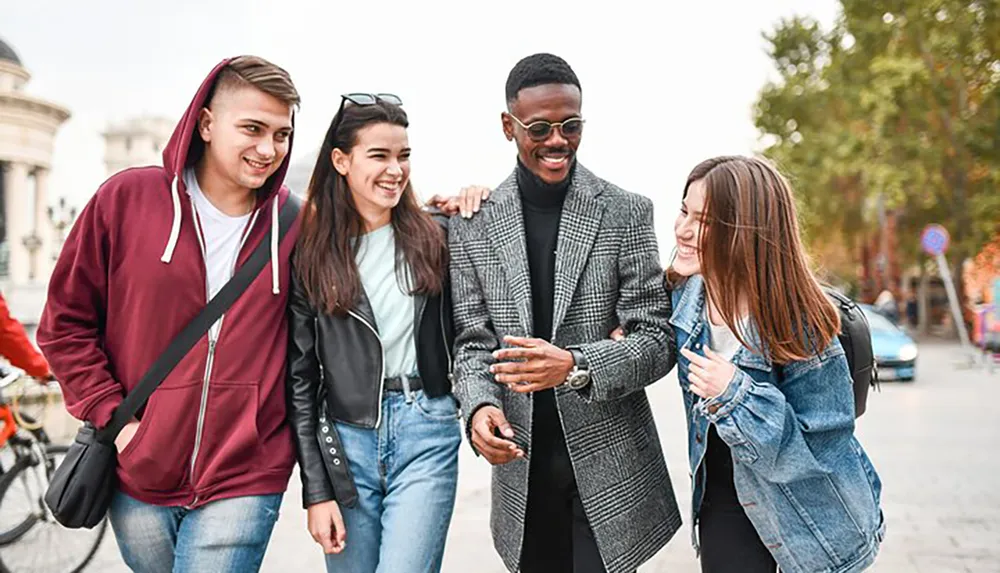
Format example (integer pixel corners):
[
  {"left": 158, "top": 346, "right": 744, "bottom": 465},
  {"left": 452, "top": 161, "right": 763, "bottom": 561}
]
[
  {"left": 22, "top": 232, "right": 41, "bottom": 282},
  {"left": 47, "top": 196, "right": 78, "bottom": 263}
]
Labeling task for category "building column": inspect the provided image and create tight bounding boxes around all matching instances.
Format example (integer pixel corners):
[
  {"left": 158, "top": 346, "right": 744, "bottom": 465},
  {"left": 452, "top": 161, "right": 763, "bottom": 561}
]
[
  {"left": 33, "top": 168, "right": 53, "bottom": 279},
  {"left": 3, "top": 162, "right": 31, "bottom": 284}
]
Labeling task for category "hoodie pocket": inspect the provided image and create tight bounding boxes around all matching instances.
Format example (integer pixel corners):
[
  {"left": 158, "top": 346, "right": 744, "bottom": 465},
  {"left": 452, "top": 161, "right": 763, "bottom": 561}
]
[
  {"left": 117, "top": 383, "right": 201, "bottom": 493},
  {"left": 191, "top": 381, "right": 260, "bottom": 487}
]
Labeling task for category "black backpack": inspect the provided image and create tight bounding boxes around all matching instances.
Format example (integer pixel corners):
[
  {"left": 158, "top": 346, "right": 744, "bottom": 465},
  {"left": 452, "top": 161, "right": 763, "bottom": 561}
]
[{"left": 823, "top": 287, "right": 878, "bottom": 418}]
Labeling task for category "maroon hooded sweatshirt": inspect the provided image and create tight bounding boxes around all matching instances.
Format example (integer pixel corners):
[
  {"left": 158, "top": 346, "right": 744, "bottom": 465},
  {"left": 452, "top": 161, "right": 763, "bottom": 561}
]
[{"left": 37, "top": 58, "right": 302, "bottom": 508}]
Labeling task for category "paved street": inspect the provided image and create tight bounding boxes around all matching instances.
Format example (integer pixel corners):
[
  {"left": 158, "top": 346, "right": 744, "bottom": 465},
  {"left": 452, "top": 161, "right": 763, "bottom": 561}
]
[{"left": 63, "top": 342, "right": 1000, "bottom": 571}]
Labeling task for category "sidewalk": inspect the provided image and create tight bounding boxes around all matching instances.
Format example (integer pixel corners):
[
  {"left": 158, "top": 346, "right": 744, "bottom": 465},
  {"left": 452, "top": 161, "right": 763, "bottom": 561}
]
[{"left": 67, "top": 342, "right": 1000, "bottom": 572}]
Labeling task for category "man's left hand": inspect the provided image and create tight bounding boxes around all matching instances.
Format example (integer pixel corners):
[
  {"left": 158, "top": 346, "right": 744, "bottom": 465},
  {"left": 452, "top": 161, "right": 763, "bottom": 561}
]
[{"left": 491, "top": 336, "right": 575, "bottom": 393}]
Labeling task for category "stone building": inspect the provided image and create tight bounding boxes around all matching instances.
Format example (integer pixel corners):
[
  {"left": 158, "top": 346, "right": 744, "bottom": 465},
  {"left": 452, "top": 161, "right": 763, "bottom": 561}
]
[{"left": 0, "top": 36, "right": 70, "bottom": 321}]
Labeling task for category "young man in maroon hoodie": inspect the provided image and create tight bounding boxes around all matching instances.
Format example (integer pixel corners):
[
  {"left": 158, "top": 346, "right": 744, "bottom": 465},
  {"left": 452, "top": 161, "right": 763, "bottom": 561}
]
[{"left": 37, "top": 56, "right": 301, "bottom": 572}]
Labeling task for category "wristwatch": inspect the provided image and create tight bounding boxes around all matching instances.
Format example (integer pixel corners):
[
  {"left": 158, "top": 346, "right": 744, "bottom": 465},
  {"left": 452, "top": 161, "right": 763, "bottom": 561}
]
[{"left": 564, "top": 347, "right": 591, "bottom": 390}]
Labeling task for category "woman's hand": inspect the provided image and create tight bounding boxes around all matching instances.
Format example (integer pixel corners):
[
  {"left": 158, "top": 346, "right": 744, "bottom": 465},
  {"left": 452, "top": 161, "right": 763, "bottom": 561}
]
[
  {"left": 681, "top": 347, "right": 737, "bottom": 400},
  {"left": 307, "top": 500, "right": 347, "bottom": 554}
]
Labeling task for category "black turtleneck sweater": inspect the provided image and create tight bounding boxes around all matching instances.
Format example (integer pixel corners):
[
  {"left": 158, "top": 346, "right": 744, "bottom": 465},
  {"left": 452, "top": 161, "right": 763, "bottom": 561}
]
[
  {"left": 516, "top": 159, "right": 577, "bottom": 492},
  {"left": 517, "top": 159, "right": 571, "bottom": 342}
]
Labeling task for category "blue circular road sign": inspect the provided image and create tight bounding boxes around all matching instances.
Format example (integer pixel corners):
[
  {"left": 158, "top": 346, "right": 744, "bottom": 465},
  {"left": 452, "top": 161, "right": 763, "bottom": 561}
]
[{"left": 920, "top": 224, "right": 950, "bottom": 256}]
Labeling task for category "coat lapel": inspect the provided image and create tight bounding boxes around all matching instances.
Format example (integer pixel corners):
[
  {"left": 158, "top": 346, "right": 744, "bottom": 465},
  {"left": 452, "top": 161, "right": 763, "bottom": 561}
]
[
  {"left": 486, "top": 172, "right": 533, "bottom": 335},
  {"left": 552, "top": 166, "right": 605, "bottom": 337}
]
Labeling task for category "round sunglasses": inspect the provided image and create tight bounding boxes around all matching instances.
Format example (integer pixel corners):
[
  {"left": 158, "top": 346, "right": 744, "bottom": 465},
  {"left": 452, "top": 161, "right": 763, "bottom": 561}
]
[{"left": 506, "top": 113, "right": 585, "bottom": 141}]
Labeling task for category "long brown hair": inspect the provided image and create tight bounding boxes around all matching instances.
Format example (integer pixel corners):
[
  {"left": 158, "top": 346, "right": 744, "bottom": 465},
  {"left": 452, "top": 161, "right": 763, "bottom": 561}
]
[
  {"left": 678, "top": 155, "right": 840, "bottom": 364},
  {"left": 294, "top": 101, "right": 447, "bottom": 316}
]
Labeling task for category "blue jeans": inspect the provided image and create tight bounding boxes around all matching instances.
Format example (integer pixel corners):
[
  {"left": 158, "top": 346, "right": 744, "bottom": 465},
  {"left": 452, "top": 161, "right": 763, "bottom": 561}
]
[
  {"left": 108, "top": 491, "right": 282, "bottom": 573},
  {"left": 325, "top": 389, "right": 461, "bottom": 573}
]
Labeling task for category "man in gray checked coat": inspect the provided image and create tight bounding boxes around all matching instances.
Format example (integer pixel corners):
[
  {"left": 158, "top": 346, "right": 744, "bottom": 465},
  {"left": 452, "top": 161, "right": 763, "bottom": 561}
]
[{"left": 449, "top": 53, "right": 681, "bottom": 573}]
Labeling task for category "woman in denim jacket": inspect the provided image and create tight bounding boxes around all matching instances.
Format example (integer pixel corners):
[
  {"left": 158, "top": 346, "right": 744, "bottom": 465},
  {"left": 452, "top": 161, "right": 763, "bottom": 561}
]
[{"left": 668, "top": 156, "right": 885, "bottom": 572}]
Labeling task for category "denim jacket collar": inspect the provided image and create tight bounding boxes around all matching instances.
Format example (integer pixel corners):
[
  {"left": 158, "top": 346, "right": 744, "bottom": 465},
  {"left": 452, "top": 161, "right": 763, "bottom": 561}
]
[{"left": 670, "top": 274, "right": 772, "bottom": 373}]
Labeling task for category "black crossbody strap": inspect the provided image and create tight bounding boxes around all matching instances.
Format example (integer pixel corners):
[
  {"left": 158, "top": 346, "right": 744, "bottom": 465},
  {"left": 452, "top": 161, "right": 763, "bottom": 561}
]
[{"left": 98, "top": 194, "right": 302, "bottom": 443}]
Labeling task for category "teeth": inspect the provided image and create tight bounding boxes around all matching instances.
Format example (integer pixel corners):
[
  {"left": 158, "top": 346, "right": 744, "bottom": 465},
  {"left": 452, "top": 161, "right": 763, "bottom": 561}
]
[
  {"left": 246, "top": 158, "right": 269, "bottom": 169},
  {"left": 678, "top": 245, "right": 697, "bottom": 256},
  {"left": 377, "top": 182, "right": 400, "bottom": 191}
]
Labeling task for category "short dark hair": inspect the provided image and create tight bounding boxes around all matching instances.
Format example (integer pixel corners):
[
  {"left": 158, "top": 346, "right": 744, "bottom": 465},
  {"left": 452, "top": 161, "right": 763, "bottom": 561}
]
[
  {"left": 213, "top": 55, "right": 301, "bottom": 108},
  {"left": 504, "top": 53, "right": 581, "bottom": 107}
]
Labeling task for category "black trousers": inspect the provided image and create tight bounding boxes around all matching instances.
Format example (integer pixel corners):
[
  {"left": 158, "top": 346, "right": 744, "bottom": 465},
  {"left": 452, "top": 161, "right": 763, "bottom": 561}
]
[
  {"left": 699, "top": 426, "right": 778, "bottom": 573},
  {"left": 520, "top": 485, "right": 608, "bottom": 573},
  {"left": 698, "top": 501, "right": 779, "bottom": 573},
  {"left": 520, "top": 390, "right": 613, "bottom": 573}
]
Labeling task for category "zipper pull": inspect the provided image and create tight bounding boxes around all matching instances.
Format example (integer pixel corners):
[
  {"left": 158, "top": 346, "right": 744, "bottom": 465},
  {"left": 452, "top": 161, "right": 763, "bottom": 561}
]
[{"left": 209, "top": 339, "right": 217, "bottom": 353}]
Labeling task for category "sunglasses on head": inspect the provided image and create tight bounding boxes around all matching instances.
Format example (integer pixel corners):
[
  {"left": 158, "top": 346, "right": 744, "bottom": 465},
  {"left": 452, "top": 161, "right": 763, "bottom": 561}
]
[
  {"left": 506, "top": 113, "right": 585, "bottom": 141},
  {"left": 341, "top": 93, "right": 403, "bottom": 107},
  {"left": 329, "top": 93, "right": 404, "bottom": 136}
]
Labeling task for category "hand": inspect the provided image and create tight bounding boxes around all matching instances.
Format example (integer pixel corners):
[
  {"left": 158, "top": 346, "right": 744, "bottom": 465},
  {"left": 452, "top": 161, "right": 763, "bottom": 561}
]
[
  {"left": 610, "top": 326, "right": 625, "bottom": 341},
  {"left": 470, "top": 406, "right": 524, "bottom": 465},
  {"left": 680, "top": 347, "right": 737, "bottom": 400},
  {"left": 425, "top": 185, "right": 491, "bottom": 218},
  {"left": 114, "top": 420, "right": 140, "bottom": 454},
  {"left": 308, "top": 500, "right": 346, "bottom": 554},
  {"left": 491, "top": 336, "right": 575, "bottom": 394}
]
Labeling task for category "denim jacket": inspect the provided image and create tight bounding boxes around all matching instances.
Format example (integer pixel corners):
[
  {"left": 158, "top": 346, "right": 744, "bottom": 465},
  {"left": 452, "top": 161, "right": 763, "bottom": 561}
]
[{"left": 671, "top": 275, "right": 885, "bottom": 573}]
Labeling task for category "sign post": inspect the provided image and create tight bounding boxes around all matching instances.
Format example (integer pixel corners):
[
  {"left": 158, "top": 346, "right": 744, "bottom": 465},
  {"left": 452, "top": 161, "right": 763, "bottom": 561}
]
[{"left": 921, "top": 224, "right": 973, "bottom": 351}]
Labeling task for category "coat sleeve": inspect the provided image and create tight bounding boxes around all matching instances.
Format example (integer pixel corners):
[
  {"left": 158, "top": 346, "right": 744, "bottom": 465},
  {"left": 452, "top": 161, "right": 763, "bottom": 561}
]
[
  {"left": 448, "top": 218, "right": 503, "bottom": 446},
  {"left": 575, "top": 196, "right": 676, "bottom": 402}
]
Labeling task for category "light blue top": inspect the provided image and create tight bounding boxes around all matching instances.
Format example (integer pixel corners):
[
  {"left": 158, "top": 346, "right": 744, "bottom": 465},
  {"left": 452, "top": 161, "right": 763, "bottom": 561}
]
[{"left": 355, "top": 224, "right": 417, "bottom": 378}]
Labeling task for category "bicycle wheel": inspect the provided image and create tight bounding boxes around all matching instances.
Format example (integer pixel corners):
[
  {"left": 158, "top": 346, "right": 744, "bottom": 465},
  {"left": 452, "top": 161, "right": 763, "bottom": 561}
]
[
  {"left": 0, "top": 442, "right": 44, "bottom": 546},
  {"left": 0, "top": 445, "right": 107, "bottom": 573}
]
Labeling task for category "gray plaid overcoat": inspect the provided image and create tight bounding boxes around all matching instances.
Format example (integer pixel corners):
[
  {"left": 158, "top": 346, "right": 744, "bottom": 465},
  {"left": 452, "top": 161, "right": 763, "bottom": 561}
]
[{"left": 449, "top": 164, "right": 681, "bottom": 573}]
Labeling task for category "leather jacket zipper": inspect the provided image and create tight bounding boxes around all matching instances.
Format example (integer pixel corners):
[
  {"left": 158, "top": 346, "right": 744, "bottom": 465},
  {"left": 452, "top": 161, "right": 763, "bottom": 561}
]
[{"left": 346, "top": 310, "right": 385, "bottom": 427}]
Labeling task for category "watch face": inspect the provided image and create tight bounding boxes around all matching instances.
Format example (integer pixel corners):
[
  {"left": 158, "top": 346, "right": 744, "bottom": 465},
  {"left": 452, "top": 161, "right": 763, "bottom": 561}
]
[{"left": 568, "top": 371, "right": 591, "bottom": 390}]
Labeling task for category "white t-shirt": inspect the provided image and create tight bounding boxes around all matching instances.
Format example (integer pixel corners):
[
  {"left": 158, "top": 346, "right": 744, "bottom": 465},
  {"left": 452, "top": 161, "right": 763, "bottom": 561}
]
[
  {"left": 354, "top": 224, "right": 418, "bottom": 378},
  {"left": 708, "top": 316, "right": 750, "bottom": 361},
  {"left": 184, "top": 169, "right": 253, "bottom": 336}
]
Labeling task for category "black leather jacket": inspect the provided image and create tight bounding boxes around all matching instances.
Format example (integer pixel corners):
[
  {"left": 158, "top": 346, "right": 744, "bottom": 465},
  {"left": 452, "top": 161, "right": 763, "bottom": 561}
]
[{"left": 286, "top": 220, "right": 455, "bottom": 509}]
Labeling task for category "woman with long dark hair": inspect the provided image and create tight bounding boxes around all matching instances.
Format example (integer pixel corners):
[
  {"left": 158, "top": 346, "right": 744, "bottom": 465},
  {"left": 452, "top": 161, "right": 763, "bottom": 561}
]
[
  {"left": 668, "top": 156, "right": 885, "bottom": 572},
  {"left": 286, "top": 94, "right": 474, "bottom": 573}
]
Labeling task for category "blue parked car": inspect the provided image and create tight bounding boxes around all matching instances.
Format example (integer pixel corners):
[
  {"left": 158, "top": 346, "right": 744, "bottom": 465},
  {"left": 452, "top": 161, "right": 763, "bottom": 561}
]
[{"left": 860, "top": 303, "right": 918, "bottom": 381}]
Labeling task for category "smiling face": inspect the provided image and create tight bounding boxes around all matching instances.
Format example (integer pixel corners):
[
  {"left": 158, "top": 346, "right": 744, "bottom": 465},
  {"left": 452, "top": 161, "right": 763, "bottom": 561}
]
[
  {"left": 332, "top": 122, "right": 411, "bottom": 223},
  {"left": 502, "top": 83, "right": 583, "bottom": 185},
  {"left": 673, "top": 178, "right": 708, "bottom": 277},
  {"left": 197, "top": 85, "right": 293, "bottom": 193}
]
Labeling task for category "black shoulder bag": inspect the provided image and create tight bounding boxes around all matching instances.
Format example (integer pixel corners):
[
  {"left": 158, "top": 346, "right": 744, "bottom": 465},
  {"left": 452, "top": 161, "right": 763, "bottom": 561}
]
[
  {"left": 824, "top": 288, "right": 878, "bottom": 418},
  {"left": 44, "top": 195, "right": 301, "bottom": 529},
  {"left": 774, "top": 288, "right": 879, "bottom": 418}
]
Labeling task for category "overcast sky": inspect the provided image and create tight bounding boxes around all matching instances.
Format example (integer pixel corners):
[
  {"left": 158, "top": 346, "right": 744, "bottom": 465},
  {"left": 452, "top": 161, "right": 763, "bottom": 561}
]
[{"left": 4, "top": 0, "right": 837, "bottom": 254}]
